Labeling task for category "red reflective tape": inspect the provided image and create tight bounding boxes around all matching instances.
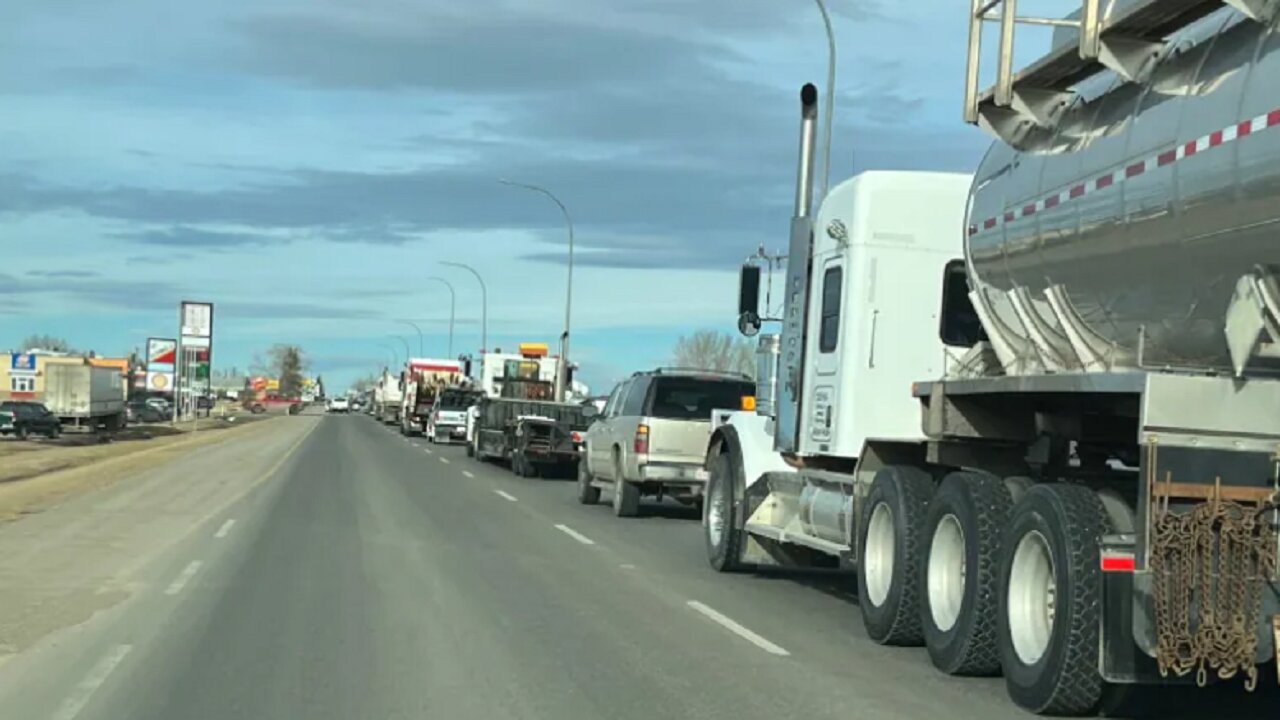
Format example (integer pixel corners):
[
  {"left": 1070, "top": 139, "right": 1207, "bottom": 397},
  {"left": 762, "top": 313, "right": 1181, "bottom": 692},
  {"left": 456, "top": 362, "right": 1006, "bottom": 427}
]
[
  {"left": 1157, "top": 150, "right": 1176, "bottom": 166},
  {"left": 1044, "top": 195, "right": 1060, "bottom": 209},
  {"left": 1125, "top": 162, "right": 1145, "bottom": 178},
  {"left": 1022, "top": 203, "right": 1036, "bottom": 217},
  {"left": 1004, "top": 211, "right": 1016, "bottom": 222},
  {"left": 1183, "top": 140, "right": 1198, "bottom": 157},
  {"left": 1069, "top": 185, "right": 1085, "bottom": 199},
  {"left": 1268, "top": 109, "right": 1280, "bottom": 127},
  {"left": 1209, "top": 130, "right": 1224, "bottom": 147},
  {"left": 1237, "top": 120, "right": 1253, "bottom": 138},
  {"left": 1100, "top": 554, "right": 1135, "bottom": 573},
  {"left": 983, "top": 218, "right": 997, "bottom": 230},
  {"left": 1096, "top": 174, "right": 1113, "bottom": 190}
]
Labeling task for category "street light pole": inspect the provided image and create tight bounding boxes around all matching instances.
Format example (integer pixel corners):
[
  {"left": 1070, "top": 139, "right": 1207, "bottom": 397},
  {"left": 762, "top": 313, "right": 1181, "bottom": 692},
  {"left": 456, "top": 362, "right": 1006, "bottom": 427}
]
[
  {"left": 440, "top": 261, "right": 487, "bottom": 355},
  {"left": 389, "top": 335, "right": 411, "bottom": 364},
  {"left": 499, "top": 178, "right": 575, "bottom": 401},
  {"left": 423, "top": 277, "right": 456, "bottom": 357},
  {"left": 814, "top": 0, "right": 836, "bottom": 202},
  {"left": 398, "top": 319, "right": 424, "bottom": 356},
  {"left": 376, "top": 342, "right": 399, "bottom": 369}
]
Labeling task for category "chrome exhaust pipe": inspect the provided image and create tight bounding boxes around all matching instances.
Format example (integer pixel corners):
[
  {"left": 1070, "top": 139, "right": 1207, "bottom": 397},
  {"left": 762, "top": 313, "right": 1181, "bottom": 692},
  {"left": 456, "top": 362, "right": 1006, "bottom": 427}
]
[{"left": 794, "top": 83, "right": 819, "bottom": 220}]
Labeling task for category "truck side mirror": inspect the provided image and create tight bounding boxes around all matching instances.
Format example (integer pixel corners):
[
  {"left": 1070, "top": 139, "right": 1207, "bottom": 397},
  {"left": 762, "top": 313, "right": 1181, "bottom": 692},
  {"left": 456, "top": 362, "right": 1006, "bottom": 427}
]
[{"left": 738, "top": 263, "right": 762, "bottom": 337}]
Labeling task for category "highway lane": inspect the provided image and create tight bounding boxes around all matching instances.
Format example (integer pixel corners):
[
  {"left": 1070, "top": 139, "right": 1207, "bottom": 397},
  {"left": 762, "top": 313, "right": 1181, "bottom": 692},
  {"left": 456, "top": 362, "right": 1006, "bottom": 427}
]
[{"left": 17, "top": 413, "right": 1275, "bottom": 719}]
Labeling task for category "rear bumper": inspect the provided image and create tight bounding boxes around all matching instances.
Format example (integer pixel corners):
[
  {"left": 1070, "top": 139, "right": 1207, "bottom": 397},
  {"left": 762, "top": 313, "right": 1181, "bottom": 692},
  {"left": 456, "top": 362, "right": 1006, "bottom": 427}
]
[{"left": 639, "top": 463, "right": 709, "bottom": 484}]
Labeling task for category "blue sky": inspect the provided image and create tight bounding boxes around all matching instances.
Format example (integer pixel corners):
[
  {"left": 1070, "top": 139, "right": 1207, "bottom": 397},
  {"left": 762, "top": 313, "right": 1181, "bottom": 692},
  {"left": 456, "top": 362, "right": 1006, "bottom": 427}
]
[{"left": 0, "top": 0, "right": 991, "bottom": 393}]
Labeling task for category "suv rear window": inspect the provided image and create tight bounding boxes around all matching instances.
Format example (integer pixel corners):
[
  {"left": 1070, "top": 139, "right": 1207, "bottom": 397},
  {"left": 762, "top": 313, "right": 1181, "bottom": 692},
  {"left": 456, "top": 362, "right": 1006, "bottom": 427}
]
[{"left": 645, "top": 377, "right": 753, "bottom": 420}]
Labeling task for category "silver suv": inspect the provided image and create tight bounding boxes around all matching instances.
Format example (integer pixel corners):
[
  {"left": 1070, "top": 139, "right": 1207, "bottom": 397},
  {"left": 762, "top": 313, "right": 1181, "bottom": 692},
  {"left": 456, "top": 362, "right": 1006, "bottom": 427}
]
[{"left": 579, "top": 369, "right": 753, "bottom": 516}]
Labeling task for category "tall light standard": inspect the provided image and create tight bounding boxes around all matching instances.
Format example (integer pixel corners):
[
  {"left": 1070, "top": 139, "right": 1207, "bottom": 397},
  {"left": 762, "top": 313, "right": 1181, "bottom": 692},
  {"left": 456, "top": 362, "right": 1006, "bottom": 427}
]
[
  {"left": 813, "top": 0, "right": 836, "bottom": 202},
  {"left": 376, "top": 342, "right": 399, "bottom": 369},
  {"left": 422, "top": 277, "right": 456, "bottom": 357},
  {"left": 440, "top": 261, "right": 487, "bottom": 355},
  {"left": 499, "top": 178, "right": 574, "bottom": 401},
  {"left": 398, "top": 319, "right": 424, "bottom": 356},
  {"left": 389, "top": 335, "right": 411, "bottom": 364}
]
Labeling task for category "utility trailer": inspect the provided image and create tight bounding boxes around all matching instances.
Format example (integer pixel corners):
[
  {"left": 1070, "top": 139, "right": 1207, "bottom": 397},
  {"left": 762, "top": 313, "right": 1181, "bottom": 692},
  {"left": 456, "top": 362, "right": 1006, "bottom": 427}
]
[
  {"left": 706, "top": 9, "right": 1280, "bottom": 711},
  {"left": 471, "top": 380, "right": 592, "bottom": 478}
]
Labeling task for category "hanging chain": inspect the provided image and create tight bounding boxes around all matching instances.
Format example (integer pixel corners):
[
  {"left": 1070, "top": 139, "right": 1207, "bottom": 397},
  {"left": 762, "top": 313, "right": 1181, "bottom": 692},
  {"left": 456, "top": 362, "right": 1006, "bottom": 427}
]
[{"left": 1150, "top": 471, "right": 1278, "bottom": 690}]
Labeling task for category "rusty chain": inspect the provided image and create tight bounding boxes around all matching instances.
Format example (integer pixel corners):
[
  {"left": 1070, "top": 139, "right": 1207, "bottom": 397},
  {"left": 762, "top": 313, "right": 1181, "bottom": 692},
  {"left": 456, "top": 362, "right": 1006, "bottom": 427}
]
[{"left": 1150, "top": 481, "right": 1278, "bottom": 690}]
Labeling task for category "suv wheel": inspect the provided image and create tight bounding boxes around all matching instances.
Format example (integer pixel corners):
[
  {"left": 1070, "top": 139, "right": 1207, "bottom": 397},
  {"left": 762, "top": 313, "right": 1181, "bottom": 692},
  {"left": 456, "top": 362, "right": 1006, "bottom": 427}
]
[
  {"left": 612, "top": 455, "right": 640, "bottom": 517},
  {"left": 577, "top": 460, "right": 600, "bottom": 505}
]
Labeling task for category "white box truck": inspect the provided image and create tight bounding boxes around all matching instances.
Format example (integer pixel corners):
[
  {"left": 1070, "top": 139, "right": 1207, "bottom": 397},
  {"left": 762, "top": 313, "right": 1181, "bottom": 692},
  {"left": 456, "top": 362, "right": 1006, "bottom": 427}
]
[{"left": 43, "top": 363, "right": 126, "bottom": 434}]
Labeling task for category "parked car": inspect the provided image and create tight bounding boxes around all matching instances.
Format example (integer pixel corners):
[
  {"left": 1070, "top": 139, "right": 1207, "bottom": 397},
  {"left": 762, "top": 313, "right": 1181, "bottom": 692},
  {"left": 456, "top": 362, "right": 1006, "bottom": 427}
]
[
  {"left": 580, "top": 369, "right": 754, "bottom": 516},
  {"left": 126, "top": 400, "right": 169, "bottom": 424},
  {"left": 0, "top": 401, "right": 63, "bottom": 440}
]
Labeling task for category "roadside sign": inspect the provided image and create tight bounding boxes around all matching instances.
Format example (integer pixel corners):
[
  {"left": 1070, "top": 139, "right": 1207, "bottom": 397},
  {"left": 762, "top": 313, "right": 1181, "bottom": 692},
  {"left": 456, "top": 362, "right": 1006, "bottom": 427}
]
[
  {"left": 147, "top": 338, "right": 177, "bottom": 371},
  {"left": 180, "top": 301, "right": 213, "bottom": 338},
  {"left": 146, "top": 371, "right": 175, "bottom": 392},
  {"left": 10, "top": 353, "right": 36, "bottom": 374}
]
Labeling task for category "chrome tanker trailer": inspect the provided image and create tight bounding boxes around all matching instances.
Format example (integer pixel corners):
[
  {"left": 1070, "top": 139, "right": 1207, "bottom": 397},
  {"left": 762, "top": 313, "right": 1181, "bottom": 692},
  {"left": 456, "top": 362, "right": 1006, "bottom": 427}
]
[{"left": 706, "top": 1, "right": 1280, "bottom": 715}]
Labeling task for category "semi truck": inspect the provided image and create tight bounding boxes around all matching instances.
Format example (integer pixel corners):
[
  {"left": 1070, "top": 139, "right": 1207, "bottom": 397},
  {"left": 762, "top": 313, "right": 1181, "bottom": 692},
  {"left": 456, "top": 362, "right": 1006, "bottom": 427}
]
[
  {"left": 373, "top": 371, "right": 403, "bottom": 425},
  {"left": 43, "top": 362, "right": 126, "bottom": 435},
  {"left": 705, "top": 4, "right": 1280, "bottom": 715},
  {"left": 398, "top": 358, "right": 465, "bottom": 436}
]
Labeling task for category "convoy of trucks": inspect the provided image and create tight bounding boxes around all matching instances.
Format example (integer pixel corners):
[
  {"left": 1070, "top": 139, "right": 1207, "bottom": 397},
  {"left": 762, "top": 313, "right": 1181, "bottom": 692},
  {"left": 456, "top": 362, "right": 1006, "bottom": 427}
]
[
  {"left": 688, "top": 2, "right": 1280, "bottom": 715},
  {"left": 398, "top": 358, "right": 465, "bottom": 436}
]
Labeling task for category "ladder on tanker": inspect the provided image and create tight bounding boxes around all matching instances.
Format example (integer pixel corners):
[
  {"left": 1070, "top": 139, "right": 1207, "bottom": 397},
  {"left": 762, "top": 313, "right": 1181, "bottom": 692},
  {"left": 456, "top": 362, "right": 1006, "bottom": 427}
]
[{"left": 964, "top": 0, "right": 1280, "bottom": 143}]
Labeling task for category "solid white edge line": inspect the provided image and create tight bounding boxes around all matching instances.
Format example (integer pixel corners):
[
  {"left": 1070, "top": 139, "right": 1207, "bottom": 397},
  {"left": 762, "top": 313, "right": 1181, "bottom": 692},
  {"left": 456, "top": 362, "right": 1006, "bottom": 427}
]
[
  {"left": 553, "top": 524, "right": 596, "bottom": 546},
  {"left": 164, "top": 560, "right": 202, "bottom": 595},
  {"left": 214, "top": 519, "right": 236, "bottom": 539},
  {"left": 463, "top": 470, "right": 475, "bottom": 478},
  {"left": 494, "top": 490, "right": 518, "bottom": 502},
  {"left": 439, "top": 457, "right": 450, "bottom": 464},
  {"left": 51, "top": 644, "right": 133, "bottom": 720},
  {"left": 686, "top": 600, "right": 790, "bottom": 656}
]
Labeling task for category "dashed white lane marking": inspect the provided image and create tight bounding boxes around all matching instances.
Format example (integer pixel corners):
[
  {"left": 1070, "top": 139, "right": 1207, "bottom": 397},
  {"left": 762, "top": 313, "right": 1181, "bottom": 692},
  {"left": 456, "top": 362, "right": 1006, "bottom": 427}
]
[
  {"left": 439, "top": 457, "right": 450, "bottom": 464},
  {"left": 494, "top": 490, "right": 518, "bottom": 502},
  {"left": 686, "top": 601, "right": 790, "bottom": 656},
  {"left": 51, "top": 644, "right": 133, "bottom": 720},
  {"left": 165, "top": 561, "right": 202, "bottom": 595},
  {"left": 553, "top": 524, "right": 596, "bottom": 545},
  {"left": 423, "top": 447, "right": 434, "bottom": 454},
  {"left": 214, "top": 519, "right": 236, "bottom": 539},
  {"left": 620, "top": 563, "right": 636, "bottom": 570},
  {"left": 463, "top": 470, "right": 475, "bottom": 478}
]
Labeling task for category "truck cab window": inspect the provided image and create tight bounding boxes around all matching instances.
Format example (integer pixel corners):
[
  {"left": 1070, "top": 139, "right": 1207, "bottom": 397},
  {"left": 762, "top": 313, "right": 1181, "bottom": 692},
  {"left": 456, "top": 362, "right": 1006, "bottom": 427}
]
[
  {"left": 939, "top": 260, "right": 985, "bottom": 347},
  {"left": 819, "top": 266, "right": 842, "bottom": 353}
]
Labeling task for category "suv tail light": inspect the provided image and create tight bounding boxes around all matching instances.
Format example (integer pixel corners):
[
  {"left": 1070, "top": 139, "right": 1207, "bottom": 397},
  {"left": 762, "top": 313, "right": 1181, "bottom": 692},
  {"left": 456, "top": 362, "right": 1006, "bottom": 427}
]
[{"left": 633, "top": 424, "right": 649, "bottom": 455}]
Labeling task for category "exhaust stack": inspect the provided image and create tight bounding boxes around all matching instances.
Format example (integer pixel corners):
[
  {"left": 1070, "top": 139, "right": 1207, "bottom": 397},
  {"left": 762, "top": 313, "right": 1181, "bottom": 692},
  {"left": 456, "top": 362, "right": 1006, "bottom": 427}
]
[{"left": 794, "top": 83, "right": 819, "bottom": 220}]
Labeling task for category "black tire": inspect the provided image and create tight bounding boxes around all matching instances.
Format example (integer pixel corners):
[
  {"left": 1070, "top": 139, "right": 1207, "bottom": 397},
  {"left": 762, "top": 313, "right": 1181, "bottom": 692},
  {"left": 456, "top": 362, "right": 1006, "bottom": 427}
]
[
  {"left": 920, "top": 471, "right": 1012, "bottom": 675},
  {"left": 465, "top": 438, "right": 475, "bottom": 458},
  {"left": 857, "top": 464, "right": 933, "bottom": 646},
  {"left": 612, "top": 455, "right": 640, "bottom": 517},
  {"left": 997, "top": 484, "right": 1109, "bottom": 716},
  {"left": 48, "top": 425, "right": 61, "bottom": 439},
  {"left": 578, "top": 458, "right": 601, "bottom": 504},
  {"left": 513, "top": 451, "right": 527, "bottom": 477},
  {"left": 705, "top": 452, "right": 747, "bottom": 572}
]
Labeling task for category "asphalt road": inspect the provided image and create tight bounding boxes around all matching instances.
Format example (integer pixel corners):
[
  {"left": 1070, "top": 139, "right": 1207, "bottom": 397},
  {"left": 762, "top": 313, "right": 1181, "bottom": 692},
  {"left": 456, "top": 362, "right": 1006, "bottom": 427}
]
[{"left": 4, "top": 413, "right": 1276, "bottom": 719}]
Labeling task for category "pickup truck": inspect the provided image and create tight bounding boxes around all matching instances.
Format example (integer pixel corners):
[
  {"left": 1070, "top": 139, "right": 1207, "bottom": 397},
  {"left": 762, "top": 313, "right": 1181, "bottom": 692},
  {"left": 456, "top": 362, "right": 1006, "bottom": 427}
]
[{"left": 426, "top": 388, "right": 482, "bottom": 444}]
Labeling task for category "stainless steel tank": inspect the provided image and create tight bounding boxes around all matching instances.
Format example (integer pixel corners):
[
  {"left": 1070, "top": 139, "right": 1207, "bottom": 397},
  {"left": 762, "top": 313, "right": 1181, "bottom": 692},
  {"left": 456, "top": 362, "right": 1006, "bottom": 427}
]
[{"left": 966, "top": 10, "right": 1280, "bottom": 373}]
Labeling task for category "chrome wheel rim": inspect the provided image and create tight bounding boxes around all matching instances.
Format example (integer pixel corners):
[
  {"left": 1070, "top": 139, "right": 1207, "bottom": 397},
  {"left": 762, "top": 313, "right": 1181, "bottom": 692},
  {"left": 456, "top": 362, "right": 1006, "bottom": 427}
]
[
  {"left": 927, "top": 513, "right": 966, "bottom": 633},
  {"left": 863, "top": 502, "right": 895, "bottom": 608},
  {"left": 707, "top": 472, "right": 726, "bottom": 548},
  {"left": 1008, "top": 530, "right": 1056, "bottom": 665}
]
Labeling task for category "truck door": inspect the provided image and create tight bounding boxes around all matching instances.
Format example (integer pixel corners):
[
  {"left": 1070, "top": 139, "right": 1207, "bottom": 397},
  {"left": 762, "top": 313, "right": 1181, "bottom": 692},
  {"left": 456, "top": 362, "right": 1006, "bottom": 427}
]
[
  {"left": 808, "top": 256, "right": 843, "bottom": 447},
  {"left": 589, "top": 380, "right": 627, "bottom": 476}
]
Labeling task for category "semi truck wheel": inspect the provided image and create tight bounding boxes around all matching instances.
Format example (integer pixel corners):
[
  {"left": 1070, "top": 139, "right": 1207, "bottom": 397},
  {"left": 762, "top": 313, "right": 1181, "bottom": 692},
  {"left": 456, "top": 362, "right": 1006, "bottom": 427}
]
[
  {"left": 612, "top": 456, "right": 640, "bottom": 517},
  {"left": 921, "top": 471, "right": 1011, "bottom": 675},
  {"left": 513, "top": 451, "right": 527, "bottom": 477},
  {"left": 577, "top": 460, "right": 600, "bottom": 505},
  {"left": 857, "top": 465, "right": 932, "bottom": 646},
  {"left": 465, "top": 437, "right": 475, "bottom": 458},
  {"left": 705, "top": 452, "right": 746, "bottom": 572},
  {"left": 997, "top": 484, "right": 1108, "bottom": 716}
]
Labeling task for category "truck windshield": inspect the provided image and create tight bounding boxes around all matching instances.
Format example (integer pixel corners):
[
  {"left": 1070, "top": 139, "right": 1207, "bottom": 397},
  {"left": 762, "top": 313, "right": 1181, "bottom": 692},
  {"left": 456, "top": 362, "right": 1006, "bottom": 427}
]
[{"left": 647, "top": 377, "right": 753, "bottom": 420}]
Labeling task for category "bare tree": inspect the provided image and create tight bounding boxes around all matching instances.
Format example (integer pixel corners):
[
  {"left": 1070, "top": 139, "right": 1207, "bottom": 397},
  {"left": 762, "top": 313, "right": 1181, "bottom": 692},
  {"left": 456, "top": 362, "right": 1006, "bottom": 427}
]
[
  {"left": 350, "top": 373, "right": 380, "bottom": 392},
  {"left": 672, "top": 330, "right": 755, "bottom": 378},
  {"left": 20, "top": 334, "right": 72, "bottom": 353}
]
